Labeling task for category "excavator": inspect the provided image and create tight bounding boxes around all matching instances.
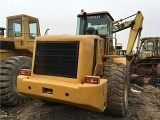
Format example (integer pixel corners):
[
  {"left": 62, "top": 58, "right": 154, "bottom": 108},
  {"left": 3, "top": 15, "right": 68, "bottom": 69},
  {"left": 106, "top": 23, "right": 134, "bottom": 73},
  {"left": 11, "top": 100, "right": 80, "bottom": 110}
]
[
  {"left": 130, "top": 37, "right": 160, "bottom": 87},
  {"left": 1, "top": 10, "right": 143, "bottom": 116},
  {"left": 113, "top": 12, "right": 160, "bottom": 87}
]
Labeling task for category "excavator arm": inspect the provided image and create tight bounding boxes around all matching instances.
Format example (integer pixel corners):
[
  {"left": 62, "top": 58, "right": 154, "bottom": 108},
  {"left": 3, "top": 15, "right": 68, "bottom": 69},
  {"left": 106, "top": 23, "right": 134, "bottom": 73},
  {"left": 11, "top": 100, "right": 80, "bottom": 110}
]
[{"left": 113, "top": 11, "right": 144, "bottom": 55}]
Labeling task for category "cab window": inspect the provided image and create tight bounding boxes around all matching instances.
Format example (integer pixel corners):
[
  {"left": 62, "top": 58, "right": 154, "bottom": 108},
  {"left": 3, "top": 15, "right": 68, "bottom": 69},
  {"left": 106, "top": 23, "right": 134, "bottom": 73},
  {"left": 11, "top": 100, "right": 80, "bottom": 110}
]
[
  {"left": 29, "top": 21, "right": 37, "bottom": 39},
  {"left": 8, "top": 19, "right": 22, "bottom": 37},
  {"left": 76, "top": 14, "right": 112, "bottom": 36},
  {"left": 141, "top": 41, "right": 145, "bottom": 51},
  {"left": 146, "top": 41, "right": 154, "bottom": 50}
]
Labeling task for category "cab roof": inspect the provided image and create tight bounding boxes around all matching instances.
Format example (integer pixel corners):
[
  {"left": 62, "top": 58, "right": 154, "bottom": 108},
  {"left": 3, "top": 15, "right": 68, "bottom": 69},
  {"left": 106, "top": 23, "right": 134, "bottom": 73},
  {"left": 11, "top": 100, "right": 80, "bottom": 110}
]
[
  {"left": 6, "top": 14, "right": 39, "bottom": 20},
  {"left": 141, "top": 37, "right": 160, "bottom": 41},
  {"left": 77, "top": 11, "right": 114, "bottom": 21}
]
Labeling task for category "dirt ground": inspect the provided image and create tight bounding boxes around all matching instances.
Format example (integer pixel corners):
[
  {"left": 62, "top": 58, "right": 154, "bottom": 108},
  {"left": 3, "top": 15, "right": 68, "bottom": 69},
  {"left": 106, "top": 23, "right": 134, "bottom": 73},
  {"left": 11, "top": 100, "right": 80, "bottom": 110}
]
[{"left": 0, "top": 83, "right": 160, "bottom": 120}]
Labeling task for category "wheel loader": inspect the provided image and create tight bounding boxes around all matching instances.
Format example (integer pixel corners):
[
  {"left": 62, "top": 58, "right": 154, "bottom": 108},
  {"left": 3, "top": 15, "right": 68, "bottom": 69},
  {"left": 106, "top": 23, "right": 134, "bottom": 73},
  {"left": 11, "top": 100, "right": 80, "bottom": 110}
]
[
  {"left": 130, "top": 37, "right": 160, "bottom": 87},
  {"left": 0, "top": 14, "right": 41, "bottom": 106},
  {"left": 15, "top": 10, "right": 143, "bottom": 116}
]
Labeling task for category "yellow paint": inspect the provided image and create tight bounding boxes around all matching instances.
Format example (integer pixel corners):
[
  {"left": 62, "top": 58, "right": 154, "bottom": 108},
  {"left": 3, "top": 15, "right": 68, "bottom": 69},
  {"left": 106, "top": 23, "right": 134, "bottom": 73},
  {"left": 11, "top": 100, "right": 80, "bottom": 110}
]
[
  {"left": 0, "top": 14, "right": 40, "bottom": 61},
  {"left": 17, "top": 75, "right": 108, "bottom": 112}
]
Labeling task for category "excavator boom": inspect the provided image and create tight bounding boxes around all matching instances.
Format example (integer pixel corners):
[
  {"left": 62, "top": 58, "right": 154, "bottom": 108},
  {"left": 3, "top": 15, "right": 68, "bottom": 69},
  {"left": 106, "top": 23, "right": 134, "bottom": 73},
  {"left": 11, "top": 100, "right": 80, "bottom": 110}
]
[
  {"left": 126, "top": 11, "right": 143, "bottom": 55},
  {"left": 113, "top": 11, "right": 144, "bottom": 55}
]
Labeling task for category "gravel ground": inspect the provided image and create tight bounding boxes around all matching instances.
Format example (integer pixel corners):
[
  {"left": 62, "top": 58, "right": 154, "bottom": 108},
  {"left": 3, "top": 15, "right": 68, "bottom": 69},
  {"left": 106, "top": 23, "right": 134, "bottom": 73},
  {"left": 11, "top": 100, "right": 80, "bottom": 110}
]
[{"left": 0, "top": 84, "right": 160, "bottom": 120}]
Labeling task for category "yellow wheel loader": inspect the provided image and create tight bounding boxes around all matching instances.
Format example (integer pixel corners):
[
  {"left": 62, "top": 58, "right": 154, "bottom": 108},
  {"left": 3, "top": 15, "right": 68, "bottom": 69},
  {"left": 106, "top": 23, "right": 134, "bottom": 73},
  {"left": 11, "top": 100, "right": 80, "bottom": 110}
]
[
  {"left": 0, "top": 14, "right": 41, "bottom": 106},
  {"left": 16, "top": 10, "right": 143, "bottom": 116}
]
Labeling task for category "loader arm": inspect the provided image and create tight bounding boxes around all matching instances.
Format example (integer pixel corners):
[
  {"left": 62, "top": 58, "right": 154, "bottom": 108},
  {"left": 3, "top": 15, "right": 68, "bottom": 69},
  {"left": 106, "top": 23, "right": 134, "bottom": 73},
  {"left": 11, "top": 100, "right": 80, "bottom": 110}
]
[{"left": 113, "top": 11, "right": 144, "bottom": 55}]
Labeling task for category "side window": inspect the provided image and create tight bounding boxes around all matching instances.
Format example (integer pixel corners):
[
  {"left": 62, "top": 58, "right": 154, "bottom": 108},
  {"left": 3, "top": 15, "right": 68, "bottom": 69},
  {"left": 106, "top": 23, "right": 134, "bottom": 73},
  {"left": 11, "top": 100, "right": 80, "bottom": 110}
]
[
  {"left": 141, "top": 42, "right": 145, "bottom": 51},
  {"left": 8, "top": 19, "right": 14, "bottom": 37},
  {"left": 146, "top": 41, "right": 154, "bottom": 50},
  {"left": 8, "top": 19, "right": 22, "bottom": 37},
  {"left": 108, "top": 18, "right": 113, "bottom": 37},
  {"left": 29, "top": 21, "right": 37, "bottom": 39},
  {"left": 76, "top": 17, "right": 82, "bottom": 35},
  {"left": 14, "top": 20, "right": 22, "bottom": 37}
]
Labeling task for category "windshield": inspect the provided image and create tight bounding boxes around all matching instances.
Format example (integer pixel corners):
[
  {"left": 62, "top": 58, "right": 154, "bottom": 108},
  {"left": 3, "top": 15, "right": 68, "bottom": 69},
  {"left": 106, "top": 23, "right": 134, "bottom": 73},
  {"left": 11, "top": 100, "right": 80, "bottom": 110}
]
[
  {"left": 29, "top": 21, "right": 37, "bottom": 39},
  {"left": 76, "top": 14, "right": 113, "bottom": 36}
]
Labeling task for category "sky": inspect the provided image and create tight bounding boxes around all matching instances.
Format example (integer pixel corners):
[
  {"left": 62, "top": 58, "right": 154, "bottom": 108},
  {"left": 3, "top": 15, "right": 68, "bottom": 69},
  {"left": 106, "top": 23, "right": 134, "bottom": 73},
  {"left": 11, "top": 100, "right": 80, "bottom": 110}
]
[{"left": 0, "top": 0, "right": 160, "bottom": 50}]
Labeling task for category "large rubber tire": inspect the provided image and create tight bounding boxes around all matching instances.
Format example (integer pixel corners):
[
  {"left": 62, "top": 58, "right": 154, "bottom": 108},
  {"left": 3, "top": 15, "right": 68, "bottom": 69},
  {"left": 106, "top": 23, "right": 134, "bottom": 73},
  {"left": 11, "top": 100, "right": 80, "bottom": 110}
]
[
  {"left": 0, "top": 56, "right": 32, "bottom": 106},
  {"left": 126, "top": 61, "right": 131, "bottom": 84},
  {"left": 102, "top": 63, "right": 128, "bottom": 116}
]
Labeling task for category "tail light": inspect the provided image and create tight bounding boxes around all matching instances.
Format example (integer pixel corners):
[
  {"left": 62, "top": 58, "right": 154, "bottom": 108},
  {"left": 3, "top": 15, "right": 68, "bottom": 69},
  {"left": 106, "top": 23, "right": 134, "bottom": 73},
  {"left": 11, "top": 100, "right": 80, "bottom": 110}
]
[
  {"left": 85, "top": 76, "right": 100, "bottom": 84},
  {"left": 20, "top": 69, "right": 31, "bottom": 76}
]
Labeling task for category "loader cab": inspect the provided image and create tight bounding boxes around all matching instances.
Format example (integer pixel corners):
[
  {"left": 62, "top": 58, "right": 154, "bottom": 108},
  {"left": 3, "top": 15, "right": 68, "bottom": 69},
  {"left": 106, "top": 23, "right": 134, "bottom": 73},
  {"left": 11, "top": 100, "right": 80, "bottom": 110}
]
[
  {"left": 76, "top": 11, "right": 114, "bottom": 38},
  {"left": 6, "top": 14, "right": 41, "bottom": 40},
  {"left": 76, "top": 11, "right": 116, "bottom": 55}
]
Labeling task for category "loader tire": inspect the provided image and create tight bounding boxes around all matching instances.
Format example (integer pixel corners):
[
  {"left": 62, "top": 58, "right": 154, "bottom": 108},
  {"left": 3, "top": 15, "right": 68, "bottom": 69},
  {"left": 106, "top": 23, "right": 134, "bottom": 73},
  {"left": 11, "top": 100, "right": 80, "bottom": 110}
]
[
  {"left": 126, "top": 61, "right": 131, "bottom": 84},
  {"left": 0, "top": 56, "right": 32, "bottom": 106},
  {"left": 102, "top": 63, "right": 128, "bottom": 116}
]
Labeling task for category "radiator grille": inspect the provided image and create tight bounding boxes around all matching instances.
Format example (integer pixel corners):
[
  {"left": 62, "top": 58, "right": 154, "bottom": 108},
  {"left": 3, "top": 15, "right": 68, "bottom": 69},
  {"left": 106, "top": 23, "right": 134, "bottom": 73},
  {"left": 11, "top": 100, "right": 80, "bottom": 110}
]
[{"left": 33, "top": 41, "right": 79, "bottom": 78}]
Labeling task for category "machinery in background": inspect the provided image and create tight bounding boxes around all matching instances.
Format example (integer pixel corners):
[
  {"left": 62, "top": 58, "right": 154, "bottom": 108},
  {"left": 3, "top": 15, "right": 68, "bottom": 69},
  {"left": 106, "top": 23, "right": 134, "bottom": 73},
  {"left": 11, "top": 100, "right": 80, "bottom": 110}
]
[
  {"left": 0, "top": 14, "right": 41, "bottom": 106},
  {"left": 130, "top": 37, "right": 160, "bottom": 87},
  {"left": 113, "top": 11, "right": 143, "bottom": 56}
]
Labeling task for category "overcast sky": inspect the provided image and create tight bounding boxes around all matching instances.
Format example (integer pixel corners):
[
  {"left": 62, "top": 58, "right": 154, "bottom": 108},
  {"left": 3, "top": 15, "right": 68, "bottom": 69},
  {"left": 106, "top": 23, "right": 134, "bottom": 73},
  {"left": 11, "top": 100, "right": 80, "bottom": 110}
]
[{"left": 1, "top": 0, "right": 159, "bottom": 49}]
